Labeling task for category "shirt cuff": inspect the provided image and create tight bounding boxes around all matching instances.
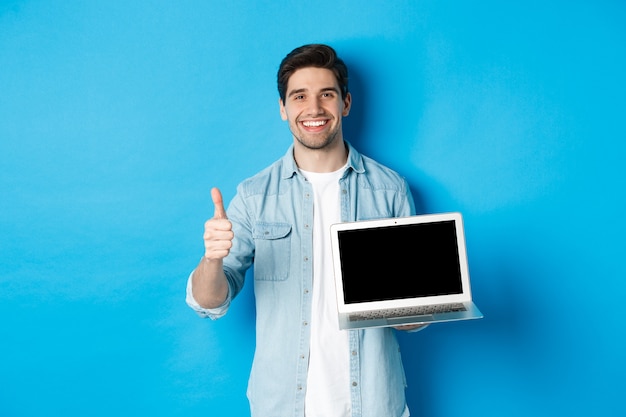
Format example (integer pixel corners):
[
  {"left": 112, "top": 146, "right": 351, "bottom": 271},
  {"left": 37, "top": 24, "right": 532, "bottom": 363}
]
[{"left": 185, "top": 270, "right": 231, "bottom": 319}]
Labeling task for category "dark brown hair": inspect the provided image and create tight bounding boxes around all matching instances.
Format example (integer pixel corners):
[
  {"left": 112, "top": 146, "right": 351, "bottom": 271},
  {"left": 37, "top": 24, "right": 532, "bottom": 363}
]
[{"left": 277, "top": 44, "right": 349, "bottom": 102}]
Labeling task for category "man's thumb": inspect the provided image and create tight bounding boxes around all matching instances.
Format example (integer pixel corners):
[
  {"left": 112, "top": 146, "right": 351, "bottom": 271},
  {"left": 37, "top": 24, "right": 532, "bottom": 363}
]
[{"left": 211, "top": 187, "right": 227, "bottom": 219}]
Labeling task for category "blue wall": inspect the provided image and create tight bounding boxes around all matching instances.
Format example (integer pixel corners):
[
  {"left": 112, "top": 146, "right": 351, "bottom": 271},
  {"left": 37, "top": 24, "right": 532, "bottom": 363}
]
[{"left": 1, "top": 1, "right": 625, "bottom": 416}]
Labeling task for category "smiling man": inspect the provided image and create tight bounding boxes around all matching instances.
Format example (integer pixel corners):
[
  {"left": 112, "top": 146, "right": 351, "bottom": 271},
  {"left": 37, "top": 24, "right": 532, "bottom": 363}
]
[{"left": 186, "top": 44, "right": 422, "bottom": 417}]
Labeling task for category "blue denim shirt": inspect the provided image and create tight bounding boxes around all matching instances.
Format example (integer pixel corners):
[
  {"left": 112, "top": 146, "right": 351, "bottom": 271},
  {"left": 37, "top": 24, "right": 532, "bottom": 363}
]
[{"left": 187, "top": 142, "right": 416, "bottom": 417}]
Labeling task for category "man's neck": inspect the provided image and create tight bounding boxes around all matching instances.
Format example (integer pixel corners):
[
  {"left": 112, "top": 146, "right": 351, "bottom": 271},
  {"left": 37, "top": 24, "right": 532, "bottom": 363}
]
[{"left": 293, "top": 139, "right": 348, "bottom": 173}]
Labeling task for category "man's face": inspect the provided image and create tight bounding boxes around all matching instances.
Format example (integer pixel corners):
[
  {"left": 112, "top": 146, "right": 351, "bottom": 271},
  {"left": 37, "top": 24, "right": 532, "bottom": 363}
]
[{"left": 279, "top": 67, "right": 351, "bottom": 151}]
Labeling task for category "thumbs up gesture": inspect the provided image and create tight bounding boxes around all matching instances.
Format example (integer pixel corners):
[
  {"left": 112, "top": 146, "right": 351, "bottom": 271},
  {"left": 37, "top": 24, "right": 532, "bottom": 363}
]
[{"left": 203, "top": 187, "right": 234, "bottom": 261}]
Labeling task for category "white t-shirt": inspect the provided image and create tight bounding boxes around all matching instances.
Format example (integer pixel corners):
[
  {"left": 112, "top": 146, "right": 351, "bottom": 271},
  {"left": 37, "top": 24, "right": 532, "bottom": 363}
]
[{"left": 300, "top": 166, "right": 351, "bottom": 417}]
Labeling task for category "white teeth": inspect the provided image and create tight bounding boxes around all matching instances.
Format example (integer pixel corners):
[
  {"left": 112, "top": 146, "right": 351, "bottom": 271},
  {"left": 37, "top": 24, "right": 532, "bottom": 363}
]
[{"left": 303, "top": 120, "right": 326, "bottom": 127}]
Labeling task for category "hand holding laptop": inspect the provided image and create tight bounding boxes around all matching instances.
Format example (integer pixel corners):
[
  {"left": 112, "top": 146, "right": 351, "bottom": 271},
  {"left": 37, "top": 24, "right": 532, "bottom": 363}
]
[{"left": 394, "top": 324, "right": 428, "bottom": 331}]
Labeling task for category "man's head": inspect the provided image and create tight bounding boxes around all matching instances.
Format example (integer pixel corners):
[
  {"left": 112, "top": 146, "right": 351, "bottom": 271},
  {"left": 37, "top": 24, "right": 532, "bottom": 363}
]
[
  {"left": 277, "top": 45, "right": 352, "bottom": 155},
  {"left": 277, "top": 44, "right": 349, "bottom": 103}
]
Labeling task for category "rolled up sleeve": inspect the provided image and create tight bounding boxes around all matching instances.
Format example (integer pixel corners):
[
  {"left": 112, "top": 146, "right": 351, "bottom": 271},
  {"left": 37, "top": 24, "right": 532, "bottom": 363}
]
[{"left": 185, "top": 270, "right": 232, "bottom": 319}]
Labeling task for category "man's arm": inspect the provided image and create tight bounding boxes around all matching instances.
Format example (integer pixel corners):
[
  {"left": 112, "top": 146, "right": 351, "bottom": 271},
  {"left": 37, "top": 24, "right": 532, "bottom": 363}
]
[{"left": 191, "top": 187, "right": 234, "bottom": 309}]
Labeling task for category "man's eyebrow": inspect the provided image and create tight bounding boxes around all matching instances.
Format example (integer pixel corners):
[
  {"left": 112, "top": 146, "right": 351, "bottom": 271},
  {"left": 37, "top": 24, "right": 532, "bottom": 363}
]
[
  {"left": 287, "top": 88, "right": 308, "bottom": 98},
  {"left": 287, "top": 86, "right": 340, "bottom": 97}
]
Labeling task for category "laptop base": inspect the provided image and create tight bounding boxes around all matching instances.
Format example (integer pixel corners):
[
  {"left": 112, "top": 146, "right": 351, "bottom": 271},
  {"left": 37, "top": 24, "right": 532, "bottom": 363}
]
[{"left": 338, "top": 302, "right": 483, "bottom": 330}]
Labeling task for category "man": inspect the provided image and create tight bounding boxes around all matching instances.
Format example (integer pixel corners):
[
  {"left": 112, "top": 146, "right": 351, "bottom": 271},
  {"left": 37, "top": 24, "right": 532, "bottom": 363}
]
[{"left": 186, "top": 44, "right": 424, "bottom": 417}]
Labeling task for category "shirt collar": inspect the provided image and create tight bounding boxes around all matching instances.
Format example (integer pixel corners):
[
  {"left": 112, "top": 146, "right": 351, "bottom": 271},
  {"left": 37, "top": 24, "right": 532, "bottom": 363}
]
[{"left": 280, "top": 140, "right": 365, "bottom": 180}]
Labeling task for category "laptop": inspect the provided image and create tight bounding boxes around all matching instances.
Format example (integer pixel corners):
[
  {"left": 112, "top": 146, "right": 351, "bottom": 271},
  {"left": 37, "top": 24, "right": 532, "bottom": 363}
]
[{"left": 330, "top": 212, "right": 483, "bottom": 330}]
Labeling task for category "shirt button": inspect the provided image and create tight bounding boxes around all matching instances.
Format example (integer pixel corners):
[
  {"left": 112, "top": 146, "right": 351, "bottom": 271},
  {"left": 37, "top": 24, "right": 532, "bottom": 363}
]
[
  {"left": 351, "top": 350, "right": 357, "bottom": 356},
  {"left": 342, "top": 189, "right": 347, "bottom": 195},
  {"left": 303, "top": 321, "right": 308, "bottom": 326},
  {"left": 352, "top": 381, "right": 358, "bottom": 387}
]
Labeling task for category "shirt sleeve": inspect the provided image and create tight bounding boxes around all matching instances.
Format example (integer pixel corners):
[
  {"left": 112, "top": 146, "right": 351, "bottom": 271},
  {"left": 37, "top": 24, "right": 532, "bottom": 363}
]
[
  {"left": 185, "top": 269, "right": 232, "bottom": 319},
  {"left": 402, "top": 177, "right": 417, "bottom": 216}
]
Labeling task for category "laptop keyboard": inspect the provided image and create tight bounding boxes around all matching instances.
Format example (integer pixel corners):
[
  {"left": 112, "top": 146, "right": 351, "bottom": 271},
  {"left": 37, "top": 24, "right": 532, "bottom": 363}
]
[{"left": 349, "top": 303, "right": 466, "bottom": 322}]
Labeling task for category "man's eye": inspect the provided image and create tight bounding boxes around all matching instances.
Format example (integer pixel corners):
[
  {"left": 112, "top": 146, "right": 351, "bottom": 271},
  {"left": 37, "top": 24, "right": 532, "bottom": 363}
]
[{"left": 294, "top": 95, "right": 305, "bottom": 100}]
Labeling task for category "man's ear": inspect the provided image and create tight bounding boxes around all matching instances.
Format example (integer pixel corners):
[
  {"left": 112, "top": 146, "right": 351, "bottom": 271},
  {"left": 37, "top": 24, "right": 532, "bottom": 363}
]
[
  {"left": 342, "top": 92, "right": 352, "bottom": 117},
  {"left": 279, "top": 98, "right": 288, "bottom": 121}
]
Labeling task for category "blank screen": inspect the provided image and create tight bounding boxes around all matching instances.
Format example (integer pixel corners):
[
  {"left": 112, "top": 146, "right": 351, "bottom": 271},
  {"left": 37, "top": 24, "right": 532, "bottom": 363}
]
[{"left": 337, "top": 220, "right": 463, "bottom": 304}]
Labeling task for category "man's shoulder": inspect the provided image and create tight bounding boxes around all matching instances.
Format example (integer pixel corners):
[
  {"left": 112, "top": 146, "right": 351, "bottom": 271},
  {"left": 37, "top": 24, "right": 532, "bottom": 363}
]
[
  {"left": 237, "top": 156, "right": 289, "bottom": 196},
  {"left": 359, "top": 153, "right": 407, "bottom": 185}
]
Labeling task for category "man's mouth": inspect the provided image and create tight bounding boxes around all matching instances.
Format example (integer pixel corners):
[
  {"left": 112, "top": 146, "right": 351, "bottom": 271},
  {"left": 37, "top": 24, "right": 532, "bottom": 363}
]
[{"left": 301, "top": 120, "right": 327, "bottom": 128}]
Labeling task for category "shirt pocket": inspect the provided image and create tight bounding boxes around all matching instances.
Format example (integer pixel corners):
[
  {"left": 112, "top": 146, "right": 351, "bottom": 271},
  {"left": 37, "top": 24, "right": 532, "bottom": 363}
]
[{"left": 252, "top": 222, "right": 292, "bottom": 281}]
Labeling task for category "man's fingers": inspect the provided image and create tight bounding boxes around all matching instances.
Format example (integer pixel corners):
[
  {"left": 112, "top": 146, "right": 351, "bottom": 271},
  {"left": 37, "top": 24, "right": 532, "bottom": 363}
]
[
  {"left": 204, "top": 219, "right": 233, "bottom": 260},
  {"left": 205, "top": 187, "right": 232, "bottom": 261},
  {"left": 211, "top": 187, "right": 227, "bottom": 219}
]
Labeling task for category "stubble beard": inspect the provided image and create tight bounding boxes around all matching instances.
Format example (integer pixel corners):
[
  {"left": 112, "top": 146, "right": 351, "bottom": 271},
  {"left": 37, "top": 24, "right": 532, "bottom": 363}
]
[{"left": 291, "top": 121, "right": 341, "bottom": 151}]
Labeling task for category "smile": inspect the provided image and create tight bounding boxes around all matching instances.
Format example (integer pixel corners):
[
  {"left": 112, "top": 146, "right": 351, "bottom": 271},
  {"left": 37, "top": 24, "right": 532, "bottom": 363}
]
[{"left": 302, "top": 120, "right": 327, "bottom": 127}]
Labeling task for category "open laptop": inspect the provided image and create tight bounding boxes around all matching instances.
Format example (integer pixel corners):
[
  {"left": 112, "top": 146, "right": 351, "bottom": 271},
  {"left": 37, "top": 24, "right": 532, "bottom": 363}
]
[{"left": 330, "top": 212, "right": 483, "bottom": 330}]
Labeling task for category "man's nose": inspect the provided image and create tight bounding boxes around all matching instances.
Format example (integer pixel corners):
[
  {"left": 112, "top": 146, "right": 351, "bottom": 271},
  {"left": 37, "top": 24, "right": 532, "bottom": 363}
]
[{"left": 306, "top": 97, "right": 324, "bottom": 115}]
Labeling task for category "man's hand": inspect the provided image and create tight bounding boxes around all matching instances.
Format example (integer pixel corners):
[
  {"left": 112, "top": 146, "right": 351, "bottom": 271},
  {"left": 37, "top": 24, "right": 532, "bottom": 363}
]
[
  {"left": 192, "top": 187, "right": 233, "bottom": 309},
  {"left": 203, "top": 187, "right": 234, "bottom": 261},
  {"left": 393, "top": 323, "right": 428, "bottom": 332}
]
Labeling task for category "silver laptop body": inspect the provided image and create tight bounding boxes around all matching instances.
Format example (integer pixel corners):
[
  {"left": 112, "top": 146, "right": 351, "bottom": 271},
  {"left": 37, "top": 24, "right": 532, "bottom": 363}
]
[{"left": 330, "top": 212, "right": 483, "bottom": 330}]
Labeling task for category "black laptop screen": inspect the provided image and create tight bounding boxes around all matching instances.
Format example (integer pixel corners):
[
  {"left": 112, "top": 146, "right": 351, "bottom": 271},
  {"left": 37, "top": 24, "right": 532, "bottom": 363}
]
[{"left": 337, "top": 220, "right": 463, "bottom": 304}]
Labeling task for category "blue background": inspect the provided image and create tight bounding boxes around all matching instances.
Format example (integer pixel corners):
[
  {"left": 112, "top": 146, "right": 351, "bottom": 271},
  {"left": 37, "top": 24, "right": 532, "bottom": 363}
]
[{"left": 1, "top": 1, "right": 625, "bottom": 416}]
